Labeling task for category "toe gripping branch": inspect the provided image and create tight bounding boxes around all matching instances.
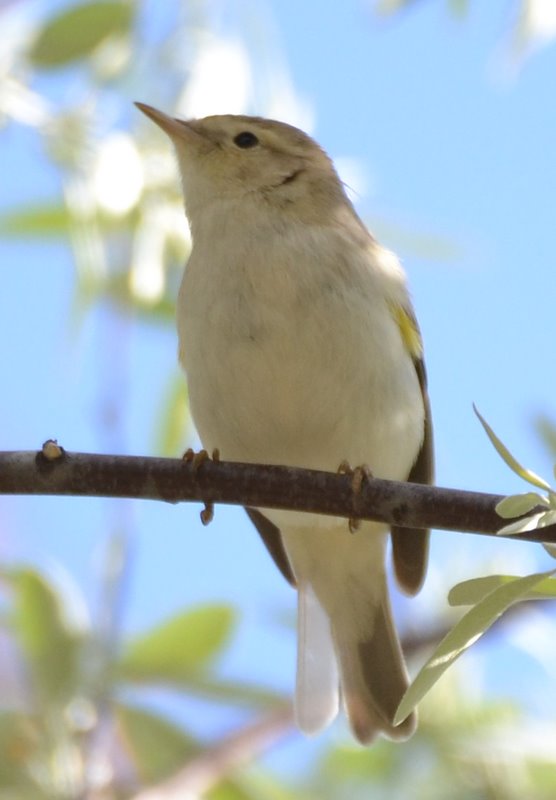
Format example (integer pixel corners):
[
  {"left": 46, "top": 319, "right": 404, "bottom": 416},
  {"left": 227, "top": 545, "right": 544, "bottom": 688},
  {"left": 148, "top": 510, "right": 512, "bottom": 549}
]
[
  {"left": 337, "top": 460, "right": 373, "bottom": 533},
  {"left": 183, "top": 447, "right": 220, "bottom": 525}
]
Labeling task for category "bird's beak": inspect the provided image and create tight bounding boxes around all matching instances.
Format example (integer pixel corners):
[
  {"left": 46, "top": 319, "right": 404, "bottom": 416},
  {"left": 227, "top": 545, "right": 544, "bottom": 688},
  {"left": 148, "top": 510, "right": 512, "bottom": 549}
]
[{"left": 135, "top": 102, "right": 196, "bottom": 141}]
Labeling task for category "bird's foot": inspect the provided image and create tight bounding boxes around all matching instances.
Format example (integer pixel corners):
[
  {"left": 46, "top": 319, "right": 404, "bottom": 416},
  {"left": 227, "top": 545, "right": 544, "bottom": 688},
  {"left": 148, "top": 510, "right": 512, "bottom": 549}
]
[
  {"left": 183, "top": 447, "right": 220, "bottom": 469},
  {"left": 183, "top": 447, "right": 220, "bottom": 525},
  {"left": 337, "top": 460, "right": 373, "bottom": 533}
]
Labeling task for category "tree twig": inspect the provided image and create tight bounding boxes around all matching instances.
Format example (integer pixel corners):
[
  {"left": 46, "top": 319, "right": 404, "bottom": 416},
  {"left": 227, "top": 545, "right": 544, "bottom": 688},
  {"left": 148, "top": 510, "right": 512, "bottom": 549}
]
[{"left": 0, "top": 443, "right": 555, "bottom": 543}]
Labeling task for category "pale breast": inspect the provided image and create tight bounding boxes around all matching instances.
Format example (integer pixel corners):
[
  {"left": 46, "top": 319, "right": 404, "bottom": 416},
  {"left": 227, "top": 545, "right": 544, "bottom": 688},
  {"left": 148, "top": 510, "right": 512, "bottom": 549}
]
[{"left": 177, "top": 220, "right": 424, "bottom": 482}]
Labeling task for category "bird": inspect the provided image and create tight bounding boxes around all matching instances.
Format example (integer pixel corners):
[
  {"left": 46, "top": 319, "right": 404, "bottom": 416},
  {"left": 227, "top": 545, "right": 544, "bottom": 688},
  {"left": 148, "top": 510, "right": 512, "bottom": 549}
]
[{"left": 136, "top": 102, "right": 434, "bottom": 744}]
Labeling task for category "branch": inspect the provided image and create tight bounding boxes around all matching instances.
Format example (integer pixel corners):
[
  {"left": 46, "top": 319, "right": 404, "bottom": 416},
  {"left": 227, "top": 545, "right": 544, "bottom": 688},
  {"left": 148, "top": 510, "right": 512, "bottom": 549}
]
[
  {"left": 130, "top": 705, "right": 294, "bottom": 800},
  {"left": 1, "top": 443, "right": 555, "bottom": 543}
]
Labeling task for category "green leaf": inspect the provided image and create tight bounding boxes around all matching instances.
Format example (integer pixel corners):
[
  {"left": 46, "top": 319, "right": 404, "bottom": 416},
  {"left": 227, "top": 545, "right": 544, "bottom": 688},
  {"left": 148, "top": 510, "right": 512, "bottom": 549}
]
[
  {"left": 30, "top": 1, "right": 133, "bottom": 68},
  {"left": 0, "top": 790, "right": 50, "bottom": 800},
  {"left": 376, "top": 0, "right": 467, "bottom": 17},
  {"left": 207, "top": 782, "right": 256, "bottom": 800},
  {"left": 209, "top": 774, "right": 303, "bottom": 800},
  {"left": 538, "top": 509, "right": 556, "bottom": 527},
  {"left": 3, "top": 568, "right": 85, "bottom": 706},
  {"left": 116, "top": 703, "right": 199, "bottom": 783},
  {"left": 448, "top": 0, "right": 468, "bottom": 16},
  {"left": 79, "top": 271, "right": 177, "bottom": 322},
  {"left": 448, "top": 575, "right": 517, "bottom": 606},
  {"left": 0, "top": 712, "right": 39, "bottom": 788},
  {"left": 118, "top": 604, "right": 235, "bottom": 685},
  {"left": 497, "top": 508, "right": 556, "bottom": 535},
  {"left": 155, "top": 373, "right": 191, "bottom": 456},
  {"left": 375, "top": 0, "right": 417, "bottom": 14},
  {"left": 496, "top": 492, "right": 549, "bottom": 519},
  {"left": 0, "top": 205, "right": 72, "bottom": 238},
  {"left": 474, "top": 405, "right": 552, "bottom": 491},
  {"left": 497, "top": 512, "right": 547, "bottom": 536},
  {"left": 448, "top": 573, "right": 556, "bottom": 606},
  {"left": 534, "top": 414, "right": 556, "bottom": 461},
  {"left": 324, "top": 741, "right": 397, "bottom": 781},
  {"left": 394, "top": 570, "right": 555, "bottom": 724},
  {"left": 182, "top": 674, "right": 286, "bottom": 707}
]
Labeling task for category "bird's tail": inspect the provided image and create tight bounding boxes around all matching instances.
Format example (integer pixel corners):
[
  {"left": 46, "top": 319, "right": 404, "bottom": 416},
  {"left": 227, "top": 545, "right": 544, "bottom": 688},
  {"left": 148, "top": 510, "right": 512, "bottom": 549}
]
[
  {"left": 332, "top": 587, "right": 416, "bottom": 743},
  {"left": 294, "top": 581, "right": 339, "bottom": 735},
  {"left": 294, "top": 578, "right": 415, "bottom": 744}
]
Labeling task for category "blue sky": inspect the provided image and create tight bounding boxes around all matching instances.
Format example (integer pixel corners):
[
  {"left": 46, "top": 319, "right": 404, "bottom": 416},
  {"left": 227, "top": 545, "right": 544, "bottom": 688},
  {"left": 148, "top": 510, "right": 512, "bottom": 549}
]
[{"left": 1, "top": 0, "right": 556, "bottom": 757}]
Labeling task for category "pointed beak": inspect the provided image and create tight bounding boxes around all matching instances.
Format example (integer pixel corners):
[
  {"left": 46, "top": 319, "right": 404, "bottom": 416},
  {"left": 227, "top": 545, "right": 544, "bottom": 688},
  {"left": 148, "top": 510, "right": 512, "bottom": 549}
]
[{"left": 135, "top": 102, "right": 194, "bottom": 141}]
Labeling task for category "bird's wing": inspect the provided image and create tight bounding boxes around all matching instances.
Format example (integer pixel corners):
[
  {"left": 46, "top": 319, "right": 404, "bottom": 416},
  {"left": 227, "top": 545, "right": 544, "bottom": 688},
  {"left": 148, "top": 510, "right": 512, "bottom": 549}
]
[
  {"left": 244, "top": 507, "right": 297, "bottom": 587},
  {"left": 246, "top": 300, "right": 433, "bottom": 597},
  {"left": 389, "top": 304, "right": 434, "bottom": 596}
]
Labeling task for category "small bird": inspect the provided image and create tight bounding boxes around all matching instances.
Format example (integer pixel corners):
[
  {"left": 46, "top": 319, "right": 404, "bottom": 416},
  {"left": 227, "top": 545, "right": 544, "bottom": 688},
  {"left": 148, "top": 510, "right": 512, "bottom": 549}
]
[{"left": 136, "top": 103, "right": 433, "bottom": 744}]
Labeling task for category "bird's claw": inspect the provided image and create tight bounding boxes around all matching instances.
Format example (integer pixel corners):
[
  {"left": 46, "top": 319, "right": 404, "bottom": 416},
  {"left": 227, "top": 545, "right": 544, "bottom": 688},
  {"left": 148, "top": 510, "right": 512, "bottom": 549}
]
[
  {"left": 200, "top": 503, "right": 214, "bottom": 526},
  {"left": 183, "top": 447, "right": 220, "bottom": 469},
  {"left": 183, "top": 447, "right": 220, "bottom": 525},
  {"left": 337, "top": 460, "right": 373, "bottom": 533}
]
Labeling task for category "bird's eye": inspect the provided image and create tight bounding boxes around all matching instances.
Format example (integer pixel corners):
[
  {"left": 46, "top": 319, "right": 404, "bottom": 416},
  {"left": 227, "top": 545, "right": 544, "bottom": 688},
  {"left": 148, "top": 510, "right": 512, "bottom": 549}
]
[{"left": 233, "top": 131, "right": 259, "bottom": 149}]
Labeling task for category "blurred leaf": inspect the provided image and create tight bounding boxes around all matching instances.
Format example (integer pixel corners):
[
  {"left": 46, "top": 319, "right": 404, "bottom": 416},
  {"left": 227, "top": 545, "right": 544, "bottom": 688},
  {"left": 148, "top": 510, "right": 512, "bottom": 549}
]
[
  {"left": 91, "top": 272, "right": 177, "bottom": 321},
  {"left": 529, "top": 761, "right": 556, "bottom": 796},
  {"left": 474, "top": 405, "right": 552, "bottom": 491},
  {"left": 537, "top": 509, "right": 556, "bottom": 527},
  {"left": 323, "top": 741, "right": 397, "bottom": 781},
  {"left": 374, "top": 0, "right": 417, "bottom": 14},
  {"left": 497, "top": 510, "right": 556, "bottom": 536},
  {"left": 210, "top": 773, "right": 305, "bottom": 800},
  {"left": 118, "top": 604, "right": 235, "bottom": 685},
  {"left": 0, "top": 205, "right": 71, "bottom": 237},
  {"left": 0, "top": 791, "right": 50, "bottom": 800},
  {"left": 182, "top": 674, "right": 286, "bottom": 708},
  {"left": 207, "top": 782, "right": 256, "bottom": 800},
  {"left": 535, "top": 414, "right": 556, "bottom": 460},
  {"left": 395, "top": 569, "right": 556, "bottom": 724},
  {"left": 116, "top": 703, "right": 199, "bottom": 783},
  {"left": 155, "top": 373, "right": 191, "bottom": 456},
  {"left": 0, "top": 202, "right": 137, "bottom": 240},
  {"left": 30, "top": 1, "right": 134, "bottom": 68},
  {"left": 0, "top": 713, "right": 38, "bottom": 788},
  {"left": 375, "top": 0, "right": 467, "bottom": 17},
  {"left": 449, "top": 573, "right": 556, "bottom": 606},
  {"left": 369, "top": 217, "right": 462, "bottom": 262},
  {"left": 448, "top": 0, "right": 468, "bottom": 16},
  {"left": 496, "top": 492, "right": 549, "bottom": 519},
  {"left": 3, "top": 568, "right": 84, "bottom": 706}
]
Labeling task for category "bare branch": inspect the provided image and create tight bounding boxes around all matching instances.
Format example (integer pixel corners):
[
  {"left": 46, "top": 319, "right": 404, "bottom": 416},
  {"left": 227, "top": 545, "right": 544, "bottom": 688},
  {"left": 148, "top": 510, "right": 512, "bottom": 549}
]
[{"left": 0, "top": 444, "right": 555, "bottom": 543}]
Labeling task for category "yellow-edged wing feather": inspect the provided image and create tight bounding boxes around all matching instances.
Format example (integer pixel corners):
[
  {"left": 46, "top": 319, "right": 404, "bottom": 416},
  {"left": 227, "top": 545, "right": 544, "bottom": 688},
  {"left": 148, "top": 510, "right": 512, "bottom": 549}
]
[{"left": 390, "top": 302, "right": 434, "bottom": 596}]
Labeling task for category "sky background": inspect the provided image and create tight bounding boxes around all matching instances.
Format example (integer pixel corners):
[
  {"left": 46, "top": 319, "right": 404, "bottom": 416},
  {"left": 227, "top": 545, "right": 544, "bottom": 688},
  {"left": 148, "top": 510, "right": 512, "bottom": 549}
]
[{"left": 1, "top": 0, "right": 556, "bottom": 764}]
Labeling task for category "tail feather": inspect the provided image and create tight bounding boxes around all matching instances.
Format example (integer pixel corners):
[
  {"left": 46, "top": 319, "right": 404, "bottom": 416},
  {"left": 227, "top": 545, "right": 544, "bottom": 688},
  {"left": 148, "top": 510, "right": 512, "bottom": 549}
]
[
  {"left": 333, "top": 593, "right": 415, "bottom": 743},
  {"left": 283, "top": 524, "right": 415, "bottom": 743},
  {"left": 295, "top": 582, "right": 339, "bottom": 735}
]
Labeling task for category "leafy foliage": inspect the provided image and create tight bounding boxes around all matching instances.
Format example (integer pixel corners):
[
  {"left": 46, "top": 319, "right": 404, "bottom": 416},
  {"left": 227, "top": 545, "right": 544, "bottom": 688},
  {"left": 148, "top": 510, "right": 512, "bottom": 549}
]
[
  {"left": 396, "top": 570, "right": 556, "bottom": 724},
  {"left": 115, "top": 703, "right": 199, "bottom": 784},
  {"left": 0, "top": 566, "right": 284, "bottom": 797},
  {"left": 118, "top": 605, "right": 236, "bottom": 684},
  {"left": 3, "top": 568, "right": 85, "bottom": 707},
  {"left": 30, "top": 1, "right": 134, "bottom": 68},
  {"left": 391, "top": 415, "right": 556, "bottom": 727}
]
